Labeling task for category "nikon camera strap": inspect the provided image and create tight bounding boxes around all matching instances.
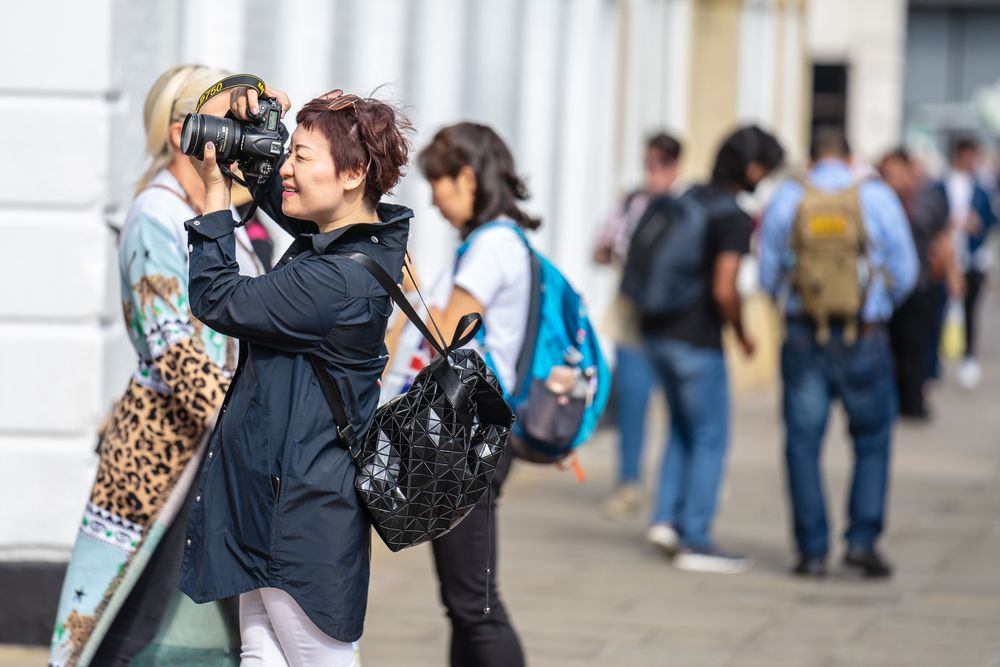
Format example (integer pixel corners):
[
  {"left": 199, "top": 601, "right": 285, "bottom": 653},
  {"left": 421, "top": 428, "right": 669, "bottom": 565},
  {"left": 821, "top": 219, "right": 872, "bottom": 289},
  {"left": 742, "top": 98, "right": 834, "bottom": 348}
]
[{"left": 194, "top": 74, "right": 266, "bottom": 112}]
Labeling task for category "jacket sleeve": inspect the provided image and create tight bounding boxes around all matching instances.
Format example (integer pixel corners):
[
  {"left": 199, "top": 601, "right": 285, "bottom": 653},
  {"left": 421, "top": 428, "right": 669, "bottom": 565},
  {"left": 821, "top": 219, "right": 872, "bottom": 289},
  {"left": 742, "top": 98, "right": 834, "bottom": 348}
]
[
  {"left": 758, "top": 180, "right": 802, "bottom": 298},
  {"left": 974, "top": 185, "right": 998, "bottom": 233},
  {"left": 123, "top": 211, "right": 230, "bottom": 416},
  {"left": 865, "top": 182, "right": 918, "bottom": 304},
  {"left": 185, "top": 210, "right": 344, "bottom": 352}
]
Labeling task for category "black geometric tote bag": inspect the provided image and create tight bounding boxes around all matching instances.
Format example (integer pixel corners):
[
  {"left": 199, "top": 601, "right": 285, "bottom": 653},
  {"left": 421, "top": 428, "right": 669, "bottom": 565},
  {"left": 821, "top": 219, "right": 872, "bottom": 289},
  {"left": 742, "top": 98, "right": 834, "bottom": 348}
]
[{"left": 309, "top": 252, "right": 513, "bottom": 552}]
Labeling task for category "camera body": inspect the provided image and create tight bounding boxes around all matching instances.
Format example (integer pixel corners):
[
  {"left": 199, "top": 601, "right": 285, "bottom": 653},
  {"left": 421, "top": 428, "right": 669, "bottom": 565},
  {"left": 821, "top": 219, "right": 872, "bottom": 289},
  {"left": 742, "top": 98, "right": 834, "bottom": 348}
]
[{"left": 180, "top": 97, "right": 286, "bottom": 183}]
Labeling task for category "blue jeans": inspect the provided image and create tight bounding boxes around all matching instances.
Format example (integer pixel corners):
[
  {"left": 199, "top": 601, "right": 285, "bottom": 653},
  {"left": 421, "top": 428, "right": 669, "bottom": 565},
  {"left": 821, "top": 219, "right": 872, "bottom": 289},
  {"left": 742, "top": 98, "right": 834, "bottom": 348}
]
[
  {"left": 644, "top": 337, "right": 730, "bottom": 549},
  {"left": 782, "top": 321, "right": 897, "bottom": 558},
  {"left": 614, "top": 344, "right": 656, "bottom": 484}
]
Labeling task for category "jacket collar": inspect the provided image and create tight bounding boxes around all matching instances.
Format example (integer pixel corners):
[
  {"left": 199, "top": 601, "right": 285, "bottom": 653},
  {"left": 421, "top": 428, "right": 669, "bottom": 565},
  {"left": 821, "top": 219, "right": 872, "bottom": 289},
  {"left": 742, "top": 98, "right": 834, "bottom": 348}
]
[{"left": 310, "top": 203, "right": 413, "bottom": 253}]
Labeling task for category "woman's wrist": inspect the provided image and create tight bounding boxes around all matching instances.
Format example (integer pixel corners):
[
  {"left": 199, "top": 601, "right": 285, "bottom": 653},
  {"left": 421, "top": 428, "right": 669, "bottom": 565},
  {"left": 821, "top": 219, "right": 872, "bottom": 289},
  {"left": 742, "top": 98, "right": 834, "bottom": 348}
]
[{"left": 204, "top": 188, "right": 231, "bottom": 214}]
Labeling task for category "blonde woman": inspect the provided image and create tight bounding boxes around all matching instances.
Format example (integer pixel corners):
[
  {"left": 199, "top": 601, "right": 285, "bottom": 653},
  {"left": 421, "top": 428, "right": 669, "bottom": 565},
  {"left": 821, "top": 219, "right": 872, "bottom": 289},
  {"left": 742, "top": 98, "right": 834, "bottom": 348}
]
[{"left": 49, "top": 65, "right": 264, "bottom": 667}]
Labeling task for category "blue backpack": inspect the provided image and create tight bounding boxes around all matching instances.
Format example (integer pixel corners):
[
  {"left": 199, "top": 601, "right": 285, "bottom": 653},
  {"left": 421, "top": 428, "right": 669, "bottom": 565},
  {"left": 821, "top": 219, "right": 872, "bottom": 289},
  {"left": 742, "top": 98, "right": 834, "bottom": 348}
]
[{"left": 457, "top": 221, "right": 611, "bottom": 464}]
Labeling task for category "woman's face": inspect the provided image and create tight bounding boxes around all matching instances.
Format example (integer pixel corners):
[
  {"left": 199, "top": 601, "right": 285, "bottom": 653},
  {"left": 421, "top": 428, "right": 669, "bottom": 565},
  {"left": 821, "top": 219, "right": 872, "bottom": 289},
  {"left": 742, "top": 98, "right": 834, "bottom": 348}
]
[
  {"left": 429, "top": 166, "right": 476, "bottom": 229},
  {"left": 279, "top": 125, "right": 363, "bottom": 223}
]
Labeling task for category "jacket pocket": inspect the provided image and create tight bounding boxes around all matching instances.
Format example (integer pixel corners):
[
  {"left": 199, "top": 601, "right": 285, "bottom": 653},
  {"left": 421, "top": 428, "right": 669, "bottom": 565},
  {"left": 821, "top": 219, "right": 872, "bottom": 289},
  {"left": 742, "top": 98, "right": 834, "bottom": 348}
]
[{"left": 223, "top": 399, "right": 275, "bottom": 557}]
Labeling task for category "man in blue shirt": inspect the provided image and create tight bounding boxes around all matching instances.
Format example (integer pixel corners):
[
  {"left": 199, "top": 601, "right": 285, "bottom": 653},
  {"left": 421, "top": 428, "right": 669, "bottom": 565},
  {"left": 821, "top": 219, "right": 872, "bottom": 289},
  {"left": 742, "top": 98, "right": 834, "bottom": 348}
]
[{"left": 759, "top": 128, "right": 918, "bottom": 579}]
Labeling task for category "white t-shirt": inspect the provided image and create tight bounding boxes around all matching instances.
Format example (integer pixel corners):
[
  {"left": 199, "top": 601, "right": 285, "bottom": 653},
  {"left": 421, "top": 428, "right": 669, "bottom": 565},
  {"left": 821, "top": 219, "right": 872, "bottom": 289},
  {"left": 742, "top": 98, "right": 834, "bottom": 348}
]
[
  {"left": 453, "top": 223, "right": 531, "bottom": 392},
  {"left": 379, "top": 222, "right": 531, "bottom": 403}
]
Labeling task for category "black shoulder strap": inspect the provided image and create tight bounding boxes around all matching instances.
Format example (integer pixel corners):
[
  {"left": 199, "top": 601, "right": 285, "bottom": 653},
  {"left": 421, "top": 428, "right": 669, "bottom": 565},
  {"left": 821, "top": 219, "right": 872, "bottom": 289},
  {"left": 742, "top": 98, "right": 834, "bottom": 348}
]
[
  {"left": 308, "top": 251, "right": 484, "bottom": 449},
  {"left": 307, "top": 355, "right": 360, "bottom": 457},
  {"left": 512, "top": 249, "right": 542, "bottom": 399}
]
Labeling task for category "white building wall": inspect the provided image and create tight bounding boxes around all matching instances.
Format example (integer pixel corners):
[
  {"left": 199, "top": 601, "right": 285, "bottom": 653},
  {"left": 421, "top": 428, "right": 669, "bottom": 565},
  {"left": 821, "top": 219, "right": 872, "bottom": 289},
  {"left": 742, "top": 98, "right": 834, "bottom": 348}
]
[
  {"left": 807, "top": 0, "right": 907, "bottom": 162},
  {"left": 0, "top": 0, "right": 628, "bottom": 562}
]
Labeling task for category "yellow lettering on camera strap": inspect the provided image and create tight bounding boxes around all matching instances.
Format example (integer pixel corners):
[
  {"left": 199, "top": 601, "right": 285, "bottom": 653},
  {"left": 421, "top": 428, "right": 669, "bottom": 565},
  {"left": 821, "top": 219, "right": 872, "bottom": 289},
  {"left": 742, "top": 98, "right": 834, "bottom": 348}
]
[{"left": 195, "top": 74, "right": 267, "bottom": 112}]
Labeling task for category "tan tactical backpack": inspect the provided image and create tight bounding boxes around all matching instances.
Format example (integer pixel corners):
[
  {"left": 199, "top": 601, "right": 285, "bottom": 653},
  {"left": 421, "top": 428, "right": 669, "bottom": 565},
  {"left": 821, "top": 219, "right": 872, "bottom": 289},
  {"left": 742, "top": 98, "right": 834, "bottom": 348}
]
[{"left": 790, "top": 179, "right": 870, "bottom": 344}]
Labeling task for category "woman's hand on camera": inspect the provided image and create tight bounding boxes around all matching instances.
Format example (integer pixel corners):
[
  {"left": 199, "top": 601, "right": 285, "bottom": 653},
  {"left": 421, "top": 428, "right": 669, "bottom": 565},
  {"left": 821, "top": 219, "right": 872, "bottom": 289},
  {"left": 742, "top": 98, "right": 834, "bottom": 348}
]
[
  {"left": 198, "top": 141, "right": 233, "bottom": 214},
  {"left": 230, "top": 86, "right": 291, "bottom": 121}
]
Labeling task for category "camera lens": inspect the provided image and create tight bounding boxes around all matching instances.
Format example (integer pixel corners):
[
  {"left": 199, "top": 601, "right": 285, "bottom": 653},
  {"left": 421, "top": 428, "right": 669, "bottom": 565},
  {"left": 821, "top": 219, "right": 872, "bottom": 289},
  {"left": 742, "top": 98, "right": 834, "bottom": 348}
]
[
  {"left": 180, "top": 113, "right": 241, "bottom": 161},
  {"left": 180, "top": 114, "right": 202, "bottom": 157}
]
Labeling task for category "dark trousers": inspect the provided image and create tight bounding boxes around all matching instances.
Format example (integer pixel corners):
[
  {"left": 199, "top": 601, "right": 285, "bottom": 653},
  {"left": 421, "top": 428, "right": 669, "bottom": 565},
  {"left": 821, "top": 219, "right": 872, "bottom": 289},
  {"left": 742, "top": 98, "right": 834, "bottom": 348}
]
[
  {"left": 432, "top": 450, "right": 525, "bottom": 667},
  {"left": 889, "top": 283, "right": 938, "bottom": 416},
  {"left": 781, "top": 321, "right": 897, "bottom": 558},
  {"left": 964, "top": 269, "right": 986, "bottom": 358}
]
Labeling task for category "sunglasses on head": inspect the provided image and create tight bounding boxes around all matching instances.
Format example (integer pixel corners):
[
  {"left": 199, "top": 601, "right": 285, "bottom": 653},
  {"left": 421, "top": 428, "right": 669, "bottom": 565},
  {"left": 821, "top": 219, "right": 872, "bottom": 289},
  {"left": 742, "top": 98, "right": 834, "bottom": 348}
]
[{"left": 320, "top": 89, "right": 362, "bottom": 112}]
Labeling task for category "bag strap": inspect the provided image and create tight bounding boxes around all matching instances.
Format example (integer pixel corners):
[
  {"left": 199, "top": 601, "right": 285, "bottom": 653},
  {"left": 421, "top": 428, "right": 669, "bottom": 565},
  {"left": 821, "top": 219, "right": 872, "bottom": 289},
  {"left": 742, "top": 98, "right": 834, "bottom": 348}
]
[
  {"left": 308, "top": 251, "right": 484, "bottom": 450},
  {"left": 307, "top": 355, "right": 361, "bottom": 457}
]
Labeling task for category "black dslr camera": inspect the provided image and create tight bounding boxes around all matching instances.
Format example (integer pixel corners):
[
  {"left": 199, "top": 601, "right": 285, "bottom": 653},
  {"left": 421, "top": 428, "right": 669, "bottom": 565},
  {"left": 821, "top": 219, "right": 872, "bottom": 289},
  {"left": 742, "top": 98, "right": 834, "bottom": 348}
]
[{"left": 180, "top": 97, "right": 286, "bottom": 183}]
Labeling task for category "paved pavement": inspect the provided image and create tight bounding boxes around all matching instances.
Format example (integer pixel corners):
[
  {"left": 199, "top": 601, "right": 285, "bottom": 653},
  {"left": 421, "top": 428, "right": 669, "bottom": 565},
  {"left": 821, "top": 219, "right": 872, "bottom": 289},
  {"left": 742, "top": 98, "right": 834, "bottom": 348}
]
[{"left": 6, "top": 295, "right": 1000, "bottom": 666}]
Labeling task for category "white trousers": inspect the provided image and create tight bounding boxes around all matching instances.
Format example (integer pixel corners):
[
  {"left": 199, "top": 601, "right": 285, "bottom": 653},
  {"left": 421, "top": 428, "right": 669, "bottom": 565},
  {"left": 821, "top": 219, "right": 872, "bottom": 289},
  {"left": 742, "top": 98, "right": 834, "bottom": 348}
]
[{"left": 239, "top": 587, "right": 359, "bottom": 667}]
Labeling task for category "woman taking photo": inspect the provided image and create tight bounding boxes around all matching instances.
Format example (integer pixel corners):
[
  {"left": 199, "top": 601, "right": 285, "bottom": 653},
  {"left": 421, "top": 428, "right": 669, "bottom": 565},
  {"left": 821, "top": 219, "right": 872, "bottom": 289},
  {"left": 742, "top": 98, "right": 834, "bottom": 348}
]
[
  {"left": 178, "top": 85, "right": 412, "bottom": 667},
  {"left": 411, "top": 122, "right": 534, "bottom": 667},
  {"left": 49, "top": 64, "right": 263, "bottom": 667}
]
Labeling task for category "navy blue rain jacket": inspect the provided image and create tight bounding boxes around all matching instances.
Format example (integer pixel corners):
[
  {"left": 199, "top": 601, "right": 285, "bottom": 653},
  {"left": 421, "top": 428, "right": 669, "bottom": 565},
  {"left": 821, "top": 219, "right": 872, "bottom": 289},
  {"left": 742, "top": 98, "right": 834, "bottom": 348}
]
[{"left": 178, "top": 176, "right": 411, "bottom": 642}]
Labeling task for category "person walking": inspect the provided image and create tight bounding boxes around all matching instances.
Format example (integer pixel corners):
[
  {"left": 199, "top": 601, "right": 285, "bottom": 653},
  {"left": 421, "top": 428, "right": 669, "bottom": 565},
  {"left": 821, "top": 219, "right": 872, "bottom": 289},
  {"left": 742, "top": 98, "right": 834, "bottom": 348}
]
[
  {"left": 760, "top": 128, "right": 918, "bottom": 579},
  {"left": 594, "top": 133, "right": 683, "bottom": 520},
  {"left": 879, "top": 148, "right": 962, "bottom": 419},
  {"left": 940, "top": 137, "right": 997, "bottom": 390},
  {"left": 642, "top": 126, "right": 784, "bottom": 574}
]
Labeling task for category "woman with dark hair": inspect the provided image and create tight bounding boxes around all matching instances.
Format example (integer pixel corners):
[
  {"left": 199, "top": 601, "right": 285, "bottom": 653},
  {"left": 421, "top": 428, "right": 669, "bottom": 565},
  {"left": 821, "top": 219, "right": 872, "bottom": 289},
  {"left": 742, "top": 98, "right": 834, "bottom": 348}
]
[
  {"left": 178, "top": 84, "right": 413, "bottom": 666},
  {"left": 643, "top": 125, "right": 784, "bottom": 573},
  {"left": 407, "top": 122, "right": 531, "bottom": 667}
]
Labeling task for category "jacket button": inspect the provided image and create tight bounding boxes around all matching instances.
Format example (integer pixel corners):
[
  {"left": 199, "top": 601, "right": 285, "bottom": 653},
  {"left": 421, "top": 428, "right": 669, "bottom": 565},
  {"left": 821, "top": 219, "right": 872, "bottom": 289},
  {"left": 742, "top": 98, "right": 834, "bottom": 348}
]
[
  {"left": 370, "top": 236, "right": 379, "bottom": 243},
  {"left": 208, "top": 451, "right": 214, "bottom": 458},
  {"left": 186, "top": 539, "right": 192, "bottom": 546},
  {"left": 193, "top": 220, "right": 200, "bottom": 226},
  {"left": 196, "top": 495, "right": 201, "bottom": 502}
]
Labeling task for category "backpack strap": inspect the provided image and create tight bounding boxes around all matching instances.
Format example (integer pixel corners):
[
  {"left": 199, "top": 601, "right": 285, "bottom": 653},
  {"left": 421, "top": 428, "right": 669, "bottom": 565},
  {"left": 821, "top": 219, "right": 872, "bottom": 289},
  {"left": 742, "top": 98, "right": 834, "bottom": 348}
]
[{"left": 309, "top": 251, "right": 485, "bottom": 448}]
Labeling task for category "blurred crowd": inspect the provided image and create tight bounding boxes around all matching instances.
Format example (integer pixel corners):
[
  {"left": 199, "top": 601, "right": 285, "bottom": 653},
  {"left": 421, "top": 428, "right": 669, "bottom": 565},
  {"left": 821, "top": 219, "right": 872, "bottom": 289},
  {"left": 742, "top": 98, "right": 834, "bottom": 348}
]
[{"left": 597, "top": 125, "right": 997, "bottom": 580}]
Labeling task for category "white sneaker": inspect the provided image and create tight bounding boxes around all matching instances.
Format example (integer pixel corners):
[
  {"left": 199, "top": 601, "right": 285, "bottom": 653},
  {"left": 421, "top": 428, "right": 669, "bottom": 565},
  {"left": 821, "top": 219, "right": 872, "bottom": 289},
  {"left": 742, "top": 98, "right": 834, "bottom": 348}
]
[
  {"left": 673, "top": 546, "right": 753, "bottom": 574},
  {"left": 646, "top": 523, "right": 680, "bottom": 555},
  {"left": 957, "top": 359, "right": 982, "bottom": 390}
]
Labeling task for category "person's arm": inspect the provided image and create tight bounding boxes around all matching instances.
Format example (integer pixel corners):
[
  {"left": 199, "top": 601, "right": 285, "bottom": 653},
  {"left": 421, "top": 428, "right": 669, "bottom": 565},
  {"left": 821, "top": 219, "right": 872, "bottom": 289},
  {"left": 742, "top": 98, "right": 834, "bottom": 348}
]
[
  {"left": 758, "top": 181, "right": 801, "bottom": 299},
  {"left": 186, "top": 141, "right": 343, "bottom": 352},
  {"left": 428, "top": 288, "right": 485, "bottom": 350},
  {"left": 868, "top": 182, "right": 919, "bottom": 304},
  {"left": 974, "top": 185, "right": 998, "bottom": 233},
  {"left": 121, "top": 211, "right": 229, "bottom": 421},
  {"left": 593, "top": 195, "right": 631, "bottom": 265},
  {"left": 712, "top": 251, "right": 753, "bottom": 355},
  {"left": 186, "top": 211, "right": 346, "bottom": 351}
]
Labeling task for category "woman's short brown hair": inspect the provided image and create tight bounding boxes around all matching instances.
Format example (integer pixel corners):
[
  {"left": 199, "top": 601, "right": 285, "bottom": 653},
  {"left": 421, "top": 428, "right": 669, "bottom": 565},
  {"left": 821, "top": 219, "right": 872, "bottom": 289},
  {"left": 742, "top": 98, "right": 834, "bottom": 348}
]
[{"left": 295, "top": 94, "right": 414, "bottom": 208}]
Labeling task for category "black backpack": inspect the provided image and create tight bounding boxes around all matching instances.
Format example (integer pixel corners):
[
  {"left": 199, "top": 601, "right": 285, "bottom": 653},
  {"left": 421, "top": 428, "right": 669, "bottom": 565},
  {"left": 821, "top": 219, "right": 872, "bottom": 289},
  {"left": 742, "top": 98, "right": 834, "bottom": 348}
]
[
  {"left": 620, "top": 187, "right": 740, "bottom": 317},
  {"left": 308, "top": 252, "right": 514, "bottom": 552}
]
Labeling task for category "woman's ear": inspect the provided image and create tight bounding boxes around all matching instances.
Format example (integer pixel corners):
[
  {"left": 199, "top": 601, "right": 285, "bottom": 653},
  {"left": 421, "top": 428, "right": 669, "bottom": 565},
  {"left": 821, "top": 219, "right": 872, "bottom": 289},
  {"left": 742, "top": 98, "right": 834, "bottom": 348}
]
[
  {"left": 341, "top": 164, "right": 368, "bottom": 192},
  {"left": 457, "top": 164, "right": 477, "bottom": 197}
]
